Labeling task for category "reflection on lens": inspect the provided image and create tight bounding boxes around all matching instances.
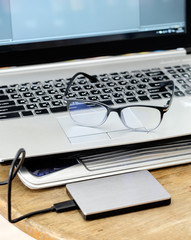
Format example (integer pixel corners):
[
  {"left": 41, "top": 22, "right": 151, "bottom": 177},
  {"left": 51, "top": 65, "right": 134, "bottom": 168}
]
[
  {"left": 69, "top": 101, "right": 108, "bottom": 126},
  {"left": 121, "top": 106, "right": 161, "bottom": 131}
]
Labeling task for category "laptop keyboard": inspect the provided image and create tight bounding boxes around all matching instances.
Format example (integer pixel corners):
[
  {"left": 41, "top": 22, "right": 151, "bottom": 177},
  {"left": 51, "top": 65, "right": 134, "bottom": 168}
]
[{"left": 0, "top": 64, "right": 191, "bottom": 120}]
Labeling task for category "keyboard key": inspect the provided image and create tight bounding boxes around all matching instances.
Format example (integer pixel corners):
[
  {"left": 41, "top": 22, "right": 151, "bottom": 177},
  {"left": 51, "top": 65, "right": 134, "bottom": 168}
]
[
  {"left": 39, "top": 102, "right": 50, "bottom": 108},
  {"left": 126, "top": 97, "right": 138, "bottom": 102},
  {"left": 185, "top": 89, "right": 191, "bottom": 95},
  {"left": 0, "top": 112, "right": 20, "bottom": 119},
  {"left": 17, "top": 99, "right": 28, "bottom": 104},
  {"left": 174, "top": 91, "right": 185, "bottom": 97},
  {"left": 22, "top": 111, "right": 33, "bottom": 117},
  {"left": 0, "top": 100, "right": 15, "bottom": 107},
  {"left": 137, "top": 90, "right": 146, "bottom": 95},
  {"left": 148, "top": 87, "right": 167, "bottom": 94},
  {"left": 146, "top": 71, "right": 164, "bottom": 77},
  {"left": 0, "top": 95, "right": 9, "bottom": 101},
  {"left": 101, "top": 100, "right": 114, "bottom": 105},
  {"left": 0, "top": 105, "right": 25, "bottom": 113},
  {"left": 51, "top": 101, "right": 62, "bottom": 106},
  {"left": 23, "top": 92, "right": 34, "bottom": 98},
  {"left": 139, "top": 96, "right": 150, "bottom": 101},
  {"left": 6, "top": 88, "right": 16, "bottom": 94},
  {"left": 152, "top": 76, "right": 169, "bottom": 81},
  {"left": 50, "top": 106, "right": 67, "bottom": 113},
  {"left": 115, "top": 98, "right": 126, "bottom": 104},
  {"left": 88, "top": 96, "right": 99, "bottom": 101},
  {"left": 35, "top": 109, "right": 49, "bottom": 115},
  {"left": 26, "top": 104, "right": 38, "bottom": 109},
  {"left": 150, "top": 94, "right": 161, "bottom": 99},
  {"left": 11, "top": 94, "right": 22, "bottom": 99}
]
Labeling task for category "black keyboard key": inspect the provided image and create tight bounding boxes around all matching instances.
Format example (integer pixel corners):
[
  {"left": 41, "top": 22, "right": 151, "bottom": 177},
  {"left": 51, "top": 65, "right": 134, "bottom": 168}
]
[
  {"left": 101, "top": 100, "right": 114, "bottom": 105},
  {"left": 103, "top": 88, "right": 112, "bottom": 93},
  {"left": 19, "top": 87, "right": 29, "bottom": 92},
  {"left": 50, "top": 106, "right": 67, "bottom": 113},
  {"left": 17, "top": 99, "right": 28, "bottom": 105},
  {"left": 0, "top": 105, "right": 25, "bottom": 114},
  {"left": 0, "top": 100, "right": 15, "bottom": 107},
  {"left": 6, "top": 88, "right": 16, "bottom": 94},
  {"left": 54, "top": 94, "right": 63, "bottom": 100},
  {"left": 42, "top": 84, "right": 53, "bottom": 89},
  {"left": 22, "top": 111, "right": 33, "bottom": 117},
  {"left": 51, "top": 101, "right": 62, "bottom": 106},
  {"left": 126, "top": 97, "right": 138, "bottom": 102},
  {"left": 0, "top": 112, "right": 20, "bottom": 119},
  {"left": 125, "top": 91, "right": 134, "bottom": 96},
  {"left": 139, "top": 96, "right": 150, "bottom": 101},
  {"left": 115, "top": 98, "right": 126, "bottom": 104},
  {"left": 26, "top": 104, "right": 38, "bottom": 110},
  {"left": 146, "top": 71, "right": 164, "bottom": 77},
  {"left": 137, "top": 84, "right": 146, "bottom": 89},
  {"left": 31, "top": 85, "right": 41, "bottom": 91},
  {"left": 11, "top": 94, "right": 22, "bottom": 99},
  {"left": 141, "top": 78, "right": 150, "bottom": 83},
  {"left": 42, "top": 96, "right": 52, "bottom": 101},
  {"left": 23, "top": 92, "right": 34, "bottom": 98},
  {"left": 107, "top": 82, "right": 116, "bottom": 87},
  {"left": 0, "top": 85, "right": 8, "bottom": 89},
  {"left": 182, "top": 84, "right": 190, "bottom": 89},
  {"left": 185, "top": 90, "right": 191, "bottom": 95},
  {"left": 39, "top": 102, "right": 50, "bottom": 108},
  {"left": 88, "top": 96, "right": 99, "bottom": 101},
  {"left": 123, "top": 74, "right": 132, "bottom": 79},
  {"left": 0, "top": 95, "right": 9, "bottom": 101},
  {"left": 29, "top": 97, "right": 40, "bottom": 103},
  {"left": 174, "top": 91, "right": 185, "bottom": 97},
  {"left": 126, "top": 85, "right": 135, "bottom": 90},
  {"left": 113, "top": 93, "right": 122, "bottom": 98},
  {"left": 118, "top": 80, "right": 127, "bottom": 86},
  {"left": 35, "top": 91, "right": 45, "bottom": 96},
  {"left": 162, "top": 93, "right": 172, "bottom": 98},
  {"left": 148, "top": 87, "right": 167, "bottom": 94},
  {"left": 100, "top": 94, "right": 110, "bottom": 100},
  {"left": 35, "top": 109, "right": 49, "bottom": 115},
  {"left": 152, "top": 76, "right": 169, "bottom": 81},
  {"left": 48, "top": 89, "right": 58, "bottom": 95},
  {"left": 134, "top": 73, "right": 144, "bottom": 78},
  {"left": 130, "top": 79, "right": 139, "bottom": 84},
  {"left": 150, "top": 94, "right": 161, "bottom": 100},
  {"left": 112, "top": 76, "right": 121, "bottom": 80},
  {"left": 137, "top": 90, "right": 146, "bottom": 95},
  {"left": 91, "top": 90, "right": 101, "bottom": 95}
]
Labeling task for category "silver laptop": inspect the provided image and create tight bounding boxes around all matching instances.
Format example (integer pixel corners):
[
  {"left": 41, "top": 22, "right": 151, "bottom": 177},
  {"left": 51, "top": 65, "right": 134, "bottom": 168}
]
[{"left": 1, "top": 1, "right": 191, "bottom": 188}]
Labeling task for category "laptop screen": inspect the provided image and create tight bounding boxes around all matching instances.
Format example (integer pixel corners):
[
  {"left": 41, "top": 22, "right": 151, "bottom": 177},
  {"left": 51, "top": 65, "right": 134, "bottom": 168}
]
[{"left": 0, "top": 0, "right": 190, "bottom": 67}]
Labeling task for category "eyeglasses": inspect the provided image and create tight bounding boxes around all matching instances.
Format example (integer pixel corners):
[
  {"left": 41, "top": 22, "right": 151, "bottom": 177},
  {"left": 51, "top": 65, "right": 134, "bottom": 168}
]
[{"left": 64, "top": 72, "right": 174, "bottom": 132}]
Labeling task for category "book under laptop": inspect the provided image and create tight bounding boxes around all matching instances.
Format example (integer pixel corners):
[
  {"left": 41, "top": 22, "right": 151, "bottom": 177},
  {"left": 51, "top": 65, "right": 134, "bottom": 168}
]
[{"left": 1, "top": 0, "right": 191, "bottom": 188}]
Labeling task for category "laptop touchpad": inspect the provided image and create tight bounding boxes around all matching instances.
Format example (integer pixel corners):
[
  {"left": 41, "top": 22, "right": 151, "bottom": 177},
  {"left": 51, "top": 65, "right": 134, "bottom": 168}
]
[{"left": 57, "top": 113, "right": 134, "bottom": 143}]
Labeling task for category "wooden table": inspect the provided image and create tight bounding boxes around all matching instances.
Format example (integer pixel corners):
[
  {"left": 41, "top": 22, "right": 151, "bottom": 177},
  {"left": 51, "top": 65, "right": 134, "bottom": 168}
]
[{"left": 0, "top": 163, "right": 191, "bottom": 240}]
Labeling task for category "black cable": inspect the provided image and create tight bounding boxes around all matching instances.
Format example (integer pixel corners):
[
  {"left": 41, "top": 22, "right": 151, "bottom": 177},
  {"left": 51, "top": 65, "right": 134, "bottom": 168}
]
[{"left": 0, "top": 148, "right": 78, "bottom": 223}]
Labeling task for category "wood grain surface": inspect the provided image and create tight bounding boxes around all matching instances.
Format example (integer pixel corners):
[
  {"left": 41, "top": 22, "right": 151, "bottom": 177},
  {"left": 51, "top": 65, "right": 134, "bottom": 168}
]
[{"left": 0, "top": 163, "right": 191, "bottom": 240}]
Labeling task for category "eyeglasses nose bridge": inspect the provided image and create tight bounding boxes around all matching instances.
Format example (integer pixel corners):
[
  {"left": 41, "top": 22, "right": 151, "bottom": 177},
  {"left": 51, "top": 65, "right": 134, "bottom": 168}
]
[{"left": 107, "top": 107, "right": 123, "bottom": 121}]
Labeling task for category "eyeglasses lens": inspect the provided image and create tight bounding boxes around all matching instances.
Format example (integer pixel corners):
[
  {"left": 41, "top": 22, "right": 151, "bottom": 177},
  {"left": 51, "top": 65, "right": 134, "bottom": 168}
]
[
  {"left": 68, "top": 101, "right": 108, "bottom": 126},
  {"left": 121, "top": 106, "right": 161, "bottom": 131}
]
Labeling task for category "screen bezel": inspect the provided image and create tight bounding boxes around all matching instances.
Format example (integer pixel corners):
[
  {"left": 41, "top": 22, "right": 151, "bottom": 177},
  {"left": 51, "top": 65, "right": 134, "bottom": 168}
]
[{"left": 0, "top": 0, "right": 190, "bottom": 68}]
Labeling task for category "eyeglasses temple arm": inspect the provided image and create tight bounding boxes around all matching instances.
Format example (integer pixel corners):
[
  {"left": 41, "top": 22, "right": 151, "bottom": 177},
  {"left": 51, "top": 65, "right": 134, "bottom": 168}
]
[{"left": 64, "top": 72, "right": 98, "bottom": 98}]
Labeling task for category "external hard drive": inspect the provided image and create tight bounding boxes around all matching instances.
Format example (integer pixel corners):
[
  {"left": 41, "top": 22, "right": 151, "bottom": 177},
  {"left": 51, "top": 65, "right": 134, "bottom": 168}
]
[{"left": 66, "top": 170, "right": 171, "bottom": 220}]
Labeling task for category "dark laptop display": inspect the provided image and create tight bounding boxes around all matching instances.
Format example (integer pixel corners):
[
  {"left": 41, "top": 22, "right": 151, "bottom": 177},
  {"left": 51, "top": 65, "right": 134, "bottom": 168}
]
[{"left": 0, "top": 0, "right": 190, "bottom": 67}]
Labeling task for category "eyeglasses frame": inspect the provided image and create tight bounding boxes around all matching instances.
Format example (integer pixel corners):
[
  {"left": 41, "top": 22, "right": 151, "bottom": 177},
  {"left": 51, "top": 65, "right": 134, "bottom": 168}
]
[{"left": 64, "top": 72, "right": 174, "bottom": 130}]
